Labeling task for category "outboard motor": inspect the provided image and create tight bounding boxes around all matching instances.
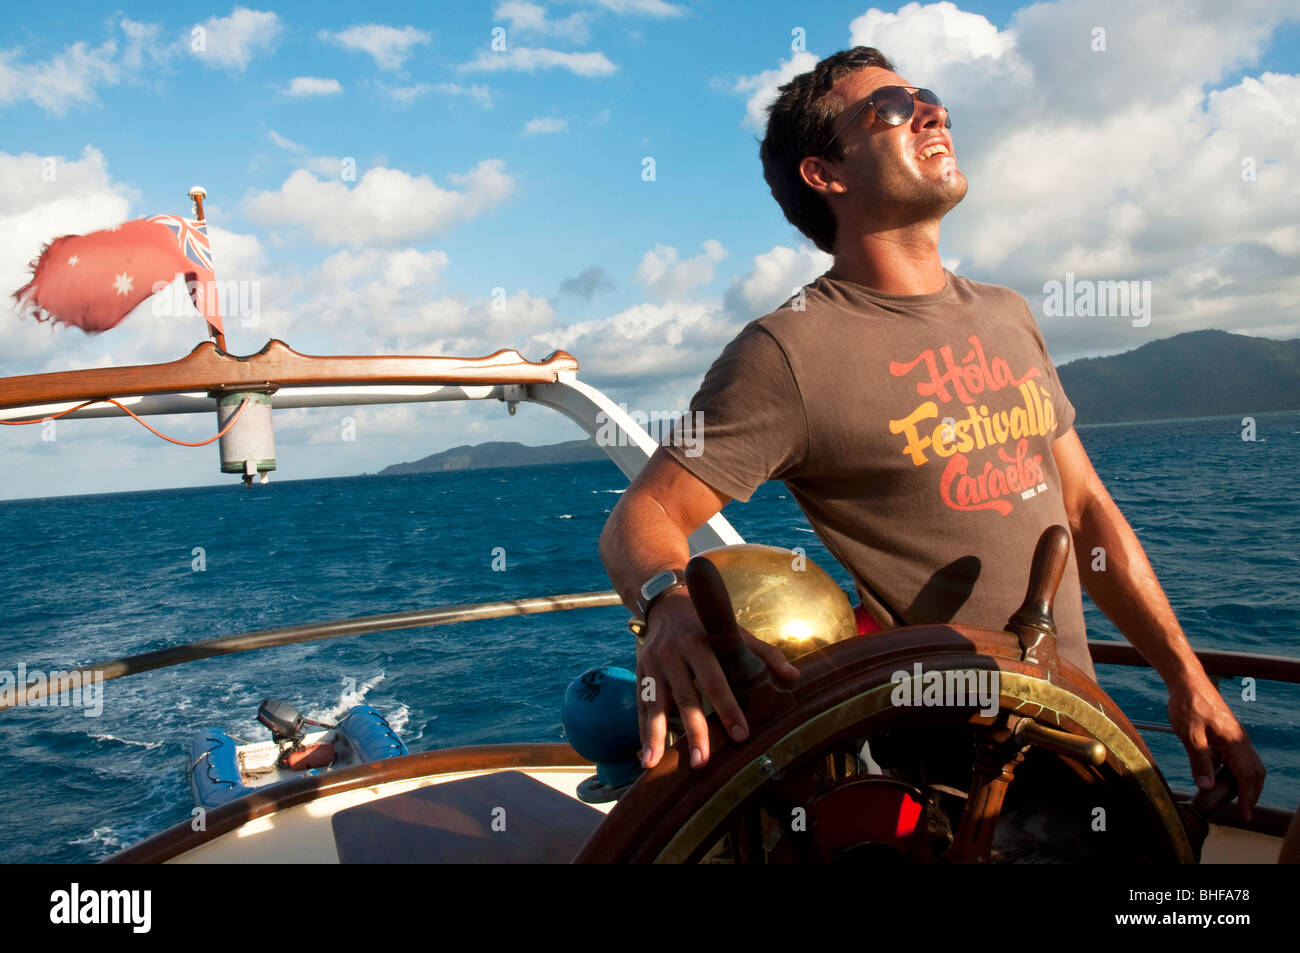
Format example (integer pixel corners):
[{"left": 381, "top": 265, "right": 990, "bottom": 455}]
[
  {"left": 257, "top": 698, "right": 336, "bottom": 770},
  {"left": 257, "top": 698, "right": 307, "bottom": 745}
]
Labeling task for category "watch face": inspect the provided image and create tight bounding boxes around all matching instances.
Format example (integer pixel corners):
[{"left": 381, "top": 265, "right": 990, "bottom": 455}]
[{"left": 641, "top": 569, "right": 678, "bottom": 601}]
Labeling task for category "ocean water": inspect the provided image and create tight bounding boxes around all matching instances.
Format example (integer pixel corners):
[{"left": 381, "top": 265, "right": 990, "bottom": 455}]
[{"left": 0, "top": 410, "right": 1296, "bottom": 863}]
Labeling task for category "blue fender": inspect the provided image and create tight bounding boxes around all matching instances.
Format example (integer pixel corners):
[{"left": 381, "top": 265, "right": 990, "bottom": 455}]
[
  {"left": 337, "top": 705, "right": 408, "bottom": 763},
  {"left": 190, "top": 729, "right": 253, "bottom": 809}
]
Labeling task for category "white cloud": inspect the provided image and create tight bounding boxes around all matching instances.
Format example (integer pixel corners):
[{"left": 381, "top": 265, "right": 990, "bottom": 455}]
[
  {"left": 0, "top": 147, "right": 134, "bottom": 264},
  {"left": 119, "top": 18, "right": 171, "bottom": 70},
  {"left": 635, "top": 240, "right": 728, "bottom": 301},
  {"left": 204, "top": 224, "right": 264, "bottom": 277},
  {"left": 1008, "top": 0, "right": 1281, "bottom": 117},
  {"left": 539, "top": 299, "right": 736, "bottom": 391},
  {"left": 266, "top": 131, "right": 349, "bottom": 178},
  {"left": 522, "top": 116, "right": 567, "bottom": 135},
  {"left": 435, "top": 82, "right": 495, "bottom": 108},
  {"left": 305, "top": 247, "right": 452, "bottom": 344},
  {"left": 290, "top": 249, "right": 562, "bottom": 373},
  {"left": 495, "top": 1, "right": 591, "bottom": 44},
  {"left": 320, "top": 24, "right": 431, "bottom": 71},
  {"left": 733, "top": 51, "right": 819, "bottom": 129},
  {"left": 0, "top": 18, "right": 179, "bottom": 114},
  {"left": 286, "top": 76, "right": 342, "bottom": 96},
  {"left": 724, "top": 244, "right": 833, "bottom": 318},
  {"left": 461, "top": 46, "right": 616, "bottom": 77},
  {"left": 28, "top": 43, "right": 122, "bottom": 114},
  {"left": 388, "top": 83, "right": 432, "bottom": 106},
  {"left": 586, "top": 0, "right": 685, "bottom": 16},
  {"left": 849, "top": 1, "right": 1017, "bottom": 88},
  {"left": 267, "top": 130, "right": 303, "bottom": 153},
  {"left": 0, "top": 41, "right": 119, "bottom": 116},
  {"left": 242, "top": 160, "right": 516, "bottom": 246},
  {"left": 189, "top": 7, "right": 280, "bottom": 71},
  {"left": 300, "top": 157, "right": 352, "bottom": 178}
]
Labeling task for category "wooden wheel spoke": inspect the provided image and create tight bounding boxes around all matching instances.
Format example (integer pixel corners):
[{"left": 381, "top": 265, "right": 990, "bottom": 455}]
[{"left": 945, "top": 724, "right": 1027, "bottom": 864}]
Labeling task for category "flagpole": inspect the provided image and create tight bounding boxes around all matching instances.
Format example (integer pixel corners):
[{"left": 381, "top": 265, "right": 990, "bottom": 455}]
[{"left": 188, "top": 185, "right": 227, "bottom": 351}]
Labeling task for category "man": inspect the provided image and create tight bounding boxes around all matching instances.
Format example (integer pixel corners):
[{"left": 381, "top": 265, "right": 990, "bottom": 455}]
[{"left": 598, "top": 47, "right": 1264, "bottom": 818}]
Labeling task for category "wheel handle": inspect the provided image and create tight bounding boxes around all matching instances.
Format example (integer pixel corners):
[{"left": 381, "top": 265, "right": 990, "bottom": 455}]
[
  {"left": 1004, "top": 525, "right": 1070, "bottom": 667},
  {"left": 685, "top": 554, "right": 795, "bottom": 724}
]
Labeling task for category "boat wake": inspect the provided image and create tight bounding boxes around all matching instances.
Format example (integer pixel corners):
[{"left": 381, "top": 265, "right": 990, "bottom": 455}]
[
  {"left": 69, "top": 826, "right": 122, "bottom": 850},
  {"left": 88, "top": 733, "right": 164, "bottom": 751},
  {"left": 307, "top": 672, "right": 390, "bottom": 723},
  {"left": 386, "top": 702, "right": 422, "bottom": 742}
]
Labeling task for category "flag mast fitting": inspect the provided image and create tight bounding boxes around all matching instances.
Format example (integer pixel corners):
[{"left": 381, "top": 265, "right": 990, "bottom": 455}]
[
  {"left": 188, "top": 185, "right": 227, "bottom": 352},
  {"left": 187, "top": 186, "right": 274, "bottom": 487}
]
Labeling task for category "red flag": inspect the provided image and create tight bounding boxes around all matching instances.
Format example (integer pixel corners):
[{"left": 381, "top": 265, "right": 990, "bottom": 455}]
[{"left": 12, "top": 217, "right": 225, "bottom": 337}]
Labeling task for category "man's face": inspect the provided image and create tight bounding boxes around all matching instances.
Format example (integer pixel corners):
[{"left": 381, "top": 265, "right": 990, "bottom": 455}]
[{"left": 818, "top": 66, "right": 967, "bottom": 226}]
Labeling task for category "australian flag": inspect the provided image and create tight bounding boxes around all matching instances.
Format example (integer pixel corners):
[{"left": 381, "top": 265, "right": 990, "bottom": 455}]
[{"left": 12, "top": 214, "right": 226, "bottom": 338}]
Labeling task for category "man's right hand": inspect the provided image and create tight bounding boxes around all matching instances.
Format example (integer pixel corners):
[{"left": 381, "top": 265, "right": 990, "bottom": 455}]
[{"left": 637, "top": 587, "right": 800, "bottom": 770}]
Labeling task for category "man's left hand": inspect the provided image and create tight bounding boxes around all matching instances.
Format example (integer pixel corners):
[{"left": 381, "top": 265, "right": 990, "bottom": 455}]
[{"left": 1167, "top": 676, "right": 1266, "bottom": 821}]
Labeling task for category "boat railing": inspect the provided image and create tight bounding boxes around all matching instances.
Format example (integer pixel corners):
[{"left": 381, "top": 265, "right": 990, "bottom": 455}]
[{"left": 2, "top": 575, "right": 1297, "bottom": 717}]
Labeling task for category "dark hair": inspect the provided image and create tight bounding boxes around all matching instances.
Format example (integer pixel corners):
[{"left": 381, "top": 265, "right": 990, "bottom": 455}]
[{"left": 759, "top": 47, "right": 895, "bottom": 253}]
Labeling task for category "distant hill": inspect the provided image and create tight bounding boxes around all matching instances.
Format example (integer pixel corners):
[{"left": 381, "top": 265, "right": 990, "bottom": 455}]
[
  {"left": 1058, "top": 330, "right": 1300, "bottom": 424},
  {"left": 377, "top": 438, "right": 607, "bottom": 475}
]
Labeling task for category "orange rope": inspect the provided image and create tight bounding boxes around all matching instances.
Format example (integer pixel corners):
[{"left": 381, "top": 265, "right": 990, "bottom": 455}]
[{"left": 0, "top": 396, "right": 252, "bottom": 447}]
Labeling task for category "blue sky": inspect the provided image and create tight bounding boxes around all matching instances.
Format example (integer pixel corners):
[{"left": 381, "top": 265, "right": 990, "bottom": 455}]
[{"left": 2, "top": 1, "right": 1298, "bottom": 497}]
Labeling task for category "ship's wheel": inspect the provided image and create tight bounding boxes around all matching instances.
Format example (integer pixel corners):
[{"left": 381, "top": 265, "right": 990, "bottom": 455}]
[{"left": 576, "top": 528, "right": 1203, "bottom": 864}]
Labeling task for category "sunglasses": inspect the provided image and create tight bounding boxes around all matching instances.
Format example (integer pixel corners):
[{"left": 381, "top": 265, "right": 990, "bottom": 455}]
[{"left": 819, "top": 86, "right": 950, "bottom": 156}]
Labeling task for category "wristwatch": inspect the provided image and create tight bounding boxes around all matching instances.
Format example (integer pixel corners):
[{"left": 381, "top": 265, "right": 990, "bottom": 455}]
[{"left": 636, "top": 568, "right": 688, "bottom": 623}]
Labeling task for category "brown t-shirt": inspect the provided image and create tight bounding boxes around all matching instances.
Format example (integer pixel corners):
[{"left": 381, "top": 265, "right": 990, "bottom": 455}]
[{"left": 665, "top": 269, "right": 1096, "bottom": 680}]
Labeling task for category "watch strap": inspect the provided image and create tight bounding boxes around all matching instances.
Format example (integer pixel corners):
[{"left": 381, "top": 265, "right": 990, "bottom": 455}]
[{"left": 636, "top": 569, "right": 688, "bottom": 622}]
